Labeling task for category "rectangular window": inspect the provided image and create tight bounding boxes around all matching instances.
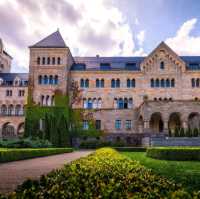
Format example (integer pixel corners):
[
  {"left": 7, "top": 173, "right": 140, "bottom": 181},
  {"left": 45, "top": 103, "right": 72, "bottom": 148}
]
[
  {"left": 95, "top": 120, "right": 101, "bottom": 130},
  {"left": 83, "top": 120, "right": 89, "bottom": 130},
  {"left": 125, "top": 120, "right": 132, "bottom": 130},
  {"left": 6, "top": 90, "right": 12, "bottom": 97},
  {"left": 115, "top": 120, "right": 121, "bottom": 130}
]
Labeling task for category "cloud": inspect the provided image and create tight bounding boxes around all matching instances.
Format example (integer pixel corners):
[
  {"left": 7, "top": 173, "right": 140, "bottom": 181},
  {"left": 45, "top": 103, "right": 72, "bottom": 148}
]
[
  {"left": 136, "top": 30, "right": 145, "bottom": 46},
  {"left": 0, "top": 0, "right": 144, "bottom": 72},
  {"left": 166, "top": 18, "right": 200, "bottom": 55}
]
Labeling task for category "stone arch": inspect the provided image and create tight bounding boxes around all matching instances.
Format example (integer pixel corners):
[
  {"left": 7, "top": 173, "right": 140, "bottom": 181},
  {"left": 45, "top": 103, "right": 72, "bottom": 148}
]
[
  {"left": 150, "top": 112, "right": 163, "bottom": 133},
  {"left": 2, "top": 122, "right": 15, "bottom": 139},
  {"left": 188, "top": 112, "right": 200, "bottom": 129},
  {"left": 17, "top": 122, "right": 24, "bottom": 137},
  {"left": 168, "top": 112, "right": 181, "bottom": 132},
  {"left": 1, "top": 104, "right": 7, "bottom": 116},
  {"left": 15, "top": 104, "right": 22, "bottom": 116},
  {"left": 138, "top": 115, "right": 144, "bottom": 133}
]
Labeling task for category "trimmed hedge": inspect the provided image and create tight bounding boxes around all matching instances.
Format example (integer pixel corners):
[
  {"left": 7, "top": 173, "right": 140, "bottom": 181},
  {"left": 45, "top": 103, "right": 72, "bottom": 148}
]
[
  {"left": 0, "top": 148, "right": 73, "bottom": 163},
  {"left": 114, "top": 147, "right": 146, "bottom": 152},
  {"left": 2, "top": 148, "right": 199, "bottom": 198},
  {"left": 147, "top": 147, "right": 200, "bottom": 161}
]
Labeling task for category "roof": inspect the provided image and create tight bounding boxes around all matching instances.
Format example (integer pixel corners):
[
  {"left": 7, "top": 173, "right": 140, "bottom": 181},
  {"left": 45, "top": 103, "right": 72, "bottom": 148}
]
[
  {"left": 30, "top": 30, "right": 67, "bottom": 48},
  {"left": 70, "top": 56, "right": 200, "bottom": 71},
  {"left": 71, "top": 57, "right": 144, "bottom": 71},
  {"left": 0, "top": 73, "right": 28, "bottom": 81},
  {"left": 3, "top": 50, "right": 12, "bottom": 59}
]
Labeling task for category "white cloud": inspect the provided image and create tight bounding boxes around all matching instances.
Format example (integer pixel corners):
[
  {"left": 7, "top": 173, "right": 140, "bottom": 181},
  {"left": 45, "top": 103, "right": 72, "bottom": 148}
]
[
  {"left": 136, "top": 30, "right": 145, "bottom": 46},
  {"left": 0, "top": 0, "right": 144, "bottom": 72},
  {"left": 166, "top": 18, "right": 200, "bottom": 55}
]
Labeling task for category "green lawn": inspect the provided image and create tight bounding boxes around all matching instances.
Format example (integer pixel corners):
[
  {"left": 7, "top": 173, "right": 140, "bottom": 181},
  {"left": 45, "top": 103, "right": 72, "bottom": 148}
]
[{"left": 123, "top": 152, "right": 200, "bottom": 192}]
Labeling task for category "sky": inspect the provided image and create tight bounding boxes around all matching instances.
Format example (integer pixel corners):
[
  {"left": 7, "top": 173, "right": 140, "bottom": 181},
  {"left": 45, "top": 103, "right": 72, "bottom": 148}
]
[{"left": 0, "top": 0, "right": 200, "bottom": 72}]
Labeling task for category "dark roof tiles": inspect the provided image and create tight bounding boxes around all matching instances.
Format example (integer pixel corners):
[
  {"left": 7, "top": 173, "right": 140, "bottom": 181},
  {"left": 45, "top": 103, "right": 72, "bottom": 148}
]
[{"left": 30, "top": 30, "right": 67, "bottom": 48}]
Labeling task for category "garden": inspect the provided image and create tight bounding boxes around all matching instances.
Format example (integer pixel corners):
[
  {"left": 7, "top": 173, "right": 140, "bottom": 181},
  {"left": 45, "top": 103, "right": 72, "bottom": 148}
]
[{"left": 0, "top": 148, "right": 199, "bottom": 199}]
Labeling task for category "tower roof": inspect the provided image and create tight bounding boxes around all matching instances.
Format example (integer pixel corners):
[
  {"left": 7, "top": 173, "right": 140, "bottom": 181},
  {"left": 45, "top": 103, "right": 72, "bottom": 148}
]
[{"left": 30, "top": 30, "right": 67, "bottom": 48}]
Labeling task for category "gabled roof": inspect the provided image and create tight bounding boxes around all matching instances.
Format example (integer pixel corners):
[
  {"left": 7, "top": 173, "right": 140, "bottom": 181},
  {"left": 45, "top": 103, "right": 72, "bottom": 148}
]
[
  {"left": 30, "top": 30, "right": 67, "bottom": 48},
  {"left": 141, "top": 41, "right": 186, "bottom": 66}
]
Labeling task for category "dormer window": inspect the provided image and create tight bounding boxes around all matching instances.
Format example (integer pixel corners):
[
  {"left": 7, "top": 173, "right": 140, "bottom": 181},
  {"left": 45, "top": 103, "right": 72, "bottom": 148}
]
[
  {"left": 100, "top": 63, "right": 111, "bottom": 70},
  {"left": 160, "top": 61, "right": 164, "bottom": 69}
]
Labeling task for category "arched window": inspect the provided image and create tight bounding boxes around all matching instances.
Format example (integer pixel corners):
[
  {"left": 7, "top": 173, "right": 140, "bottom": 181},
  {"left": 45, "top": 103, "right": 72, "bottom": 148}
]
[
  {"left": 151, "top": 79, "right": 154, "bottom": 88},
  {"left": 85, "top": 79, "right": 89, "bottom": 88},
  {"left": 52, "top": 57, "right": 55, "bottom": 65},
  {"left": 83, "top": 98, "right": 87, "bottom": 109},
  {"left": 114, "top": 98, "right": 118, "bottom": 109},
  {"left": 46, "top": 95, "right": 49, "bottom": 106},
  {"left": 171, "top": 79, "right": 175, "bottom": 87},
  {"left": 161, "top": 79, "right": 165, "bottom": 87},
  {"left": 88, "top": 98, "right": 92, "bottom": 109},
  {"left": 191, "top": 78, "right": 195, "bottom": 88},
  {"left": 196, "top": 78, "right": 200, "bottom": 87},
  {"left": 118, "top": 98, "right": 123, "bottom": 109},
  {"left": 42, "top": 57, "right": 45, "bottom": 65},
  {"left": 54, "top": 75, "right": 58, "bottom": 85},
  {"left": 49, "top": 75, "right": 53, "bottom": 84},
  {"left": 96, "top": 79, "right": 100, "bottom": 88},
  {"left": 127, "top": 79, "right": 131, "bottom": 88},
  {"left": 47, "top": 57, "right": 50, "bottom": 65},
  {"left": 57, "top": 57, "right": 61, "bottom": 65},
  {"left": 44, "top": 75, "right": 48, "bottom": 84},
  {"left": 156, "top": 79, "right": 159, "bottom": 87},
  {"left": 37, "top": 57, "right": 40, "bottom": 65},
  {"left": 111, "top": 79, "right": 115, "bottom": 88},
  {"left": 15, "top": 105, "right": 21, "bottom": 116},
  {"left": 128, "top": 98, "right": 133, "bottom": 108},
  {"left": 8, "top": 105, "right": 14, "bottom": 116},
  {"left": 38, "top": 75, "right": 42, "bottom": 84},
  {"left": 97, "top": 98, "right": 102, "bottom": 108},
  {"left": 166, "top": 79, "right": 170, "bottom": 87},
  {"left": 124, "top": 98, "right": 128, "bottom": 109},
  {"left": 80, "top": 79, "right": 84, "bottom": 88},
  {"left": 116, "top": 79, "right": 120, "bottom": 88},
  {"left": 41, "top": 95, "right": 45, "bottom": 106},
  {"left": 1, "top": 105, "right": 7, "bottom": 116},
  {"left": 93, "top": 98, "right": 97, "bottom": 109},
  {"left": 160, "top": 61, "right": 164, "bottom": 69},
  {"left": 101, "top": 79, "right": 104, "bottom": 87},
  {"left": 131, "top": 79, "right": 135, "bottom": 87}
]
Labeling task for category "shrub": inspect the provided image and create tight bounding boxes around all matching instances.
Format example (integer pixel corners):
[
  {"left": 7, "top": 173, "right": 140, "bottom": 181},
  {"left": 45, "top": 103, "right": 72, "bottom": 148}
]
[
  {"left": 114, "top": 147, "right": 146, "bottom": 152},
  {"left": 0, "top": 137, "right": 52, "bottom": 148},
  {"left": 174, "top": 127, "right": 180, "bottom": 137},
  {"left": 193, "top": 128, "right": 199, "bottom": 137},
  {"left": 147, "top": 147, "right": 200, "bottom": 161},
  {"left": 3, "top": 148, "right": 195, "bottom": 199},
  {"left": 0, "top": 148, "right": 73, "bottom": 163},
  {"left": 179, "top": 128, "right": 185, "bottom": 137}
]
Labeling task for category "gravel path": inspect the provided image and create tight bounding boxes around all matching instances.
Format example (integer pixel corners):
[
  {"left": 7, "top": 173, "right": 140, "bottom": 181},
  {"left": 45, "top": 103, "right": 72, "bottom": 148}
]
[{"left": 0, "top": 150, "right": 93, "bottom": 194}]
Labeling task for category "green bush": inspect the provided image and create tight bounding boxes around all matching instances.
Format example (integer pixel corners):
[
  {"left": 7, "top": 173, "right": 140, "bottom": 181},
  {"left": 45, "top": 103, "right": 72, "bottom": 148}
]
[
  {"left": 79, "top": 140, "right": 112, "bottom": 149},
  {"left": 179, "top": 128, "right": 185, "bottom": 137},
  {"left": 193, "top": 128, "right": 199, "bottom": 137},
  {"left": 0, "top": 137, "right": 52, "bottom": 148},
  {"left": 2, "top": 148, "right": 196, "bottom": 198},
  {"left": 147, "top": 147, "right": 200, "bottom": 161},
  {"left": 114, "top": 147, "right": 146, "bottom": 152},
  {"left": 0, "top": 148, "right": 73, "bottom": 163},
  {"left": 174, "top": 127, "right": 180, "bottom": 137}
]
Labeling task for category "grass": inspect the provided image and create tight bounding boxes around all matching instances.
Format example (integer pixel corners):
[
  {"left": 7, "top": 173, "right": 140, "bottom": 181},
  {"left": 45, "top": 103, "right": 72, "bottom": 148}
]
[
  {"left": 0, "top": 148, "right": 73, "bottom": 163},
  {"left": 123, "top": 152, "right": 200, "bottom": 192}
]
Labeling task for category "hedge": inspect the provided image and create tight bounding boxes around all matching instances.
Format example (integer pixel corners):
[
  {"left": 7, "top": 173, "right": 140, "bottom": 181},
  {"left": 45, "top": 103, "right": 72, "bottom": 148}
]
[
  {"left": 2, "top": 148, "right": 199, "bottom": 198},
  {"left": 114, "top": 147, "right": 146, "bottom": 152},
  {"left": 147, "top": 147, "right": 200, "bottom": 161},
  {"left": 0, "top": 148, "right": 73, "bottom": 163}
]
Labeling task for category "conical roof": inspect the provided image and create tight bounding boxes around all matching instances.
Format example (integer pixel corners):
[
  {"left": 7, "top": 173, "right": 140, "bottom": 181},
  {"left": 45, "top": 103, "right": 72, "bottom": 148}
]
[{"left": 30, "top": 30, "right": 67, "bottom": 48}]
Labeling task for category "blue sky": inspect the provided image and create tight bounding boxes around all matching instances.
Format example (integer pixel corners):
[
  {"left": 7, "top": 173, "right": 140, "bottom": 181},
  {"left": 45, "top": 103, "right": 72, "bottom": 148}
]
[{"left": 0, "top": 0, "right": 200, "bottom": 72}]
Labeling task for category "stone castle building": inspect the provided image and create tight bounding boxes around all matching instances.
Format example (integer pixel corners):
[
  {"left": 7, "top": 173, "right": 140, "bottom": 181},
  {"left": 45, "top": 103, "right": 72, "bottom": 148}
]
[{"left": 1, "top": 30, "right": 200, "bottom": 144}]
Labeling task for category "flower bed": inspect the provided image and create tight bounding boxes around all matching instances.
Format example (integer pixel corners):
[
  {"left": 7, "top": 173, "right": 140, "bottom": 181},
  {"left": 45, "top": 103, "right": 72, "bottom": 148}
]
[
  {"left": 147, "top": 147, "right": 200, "bottom": 161},
  {"left": 2, "top": 148, "right": 198, "bottom": 198},
  {"left": 0, "top": 148, "right": 73, "bottom": 163}
]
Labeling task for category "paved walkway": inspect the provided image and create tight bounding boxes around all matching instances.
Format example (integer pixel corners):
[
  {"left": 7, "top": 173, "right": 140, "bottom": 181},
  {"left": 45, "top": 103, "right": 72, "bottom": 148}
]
[{"left": 0, "top": 150, "right": 93, "bottom": 194}]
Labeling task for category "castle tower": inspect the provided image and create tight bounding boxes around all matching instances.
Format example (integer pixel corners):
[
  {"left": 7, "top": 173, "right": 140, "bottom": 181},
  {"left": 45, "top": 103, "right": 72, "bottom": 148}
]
[
  {"left": 0, "top": 38, "right": 12, "bottom": 73},
  {"left": 29, "top": 30, "right": 74, "bottom": 106}
]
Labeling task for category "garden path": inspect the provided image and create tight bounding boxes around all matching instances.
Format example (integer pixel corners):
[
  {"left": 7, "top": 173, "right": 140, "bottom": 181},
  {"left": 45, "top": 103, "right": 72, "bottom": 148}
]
[{"left": 0, "top": 150, "right": 93, "bottom": 194}]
